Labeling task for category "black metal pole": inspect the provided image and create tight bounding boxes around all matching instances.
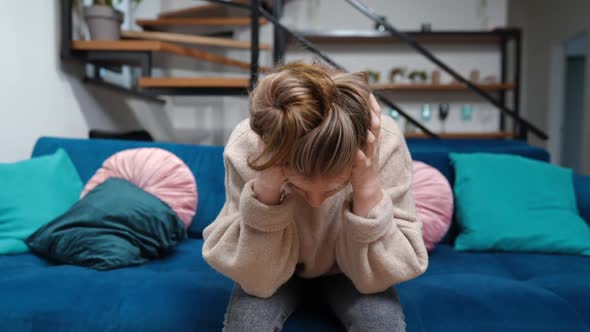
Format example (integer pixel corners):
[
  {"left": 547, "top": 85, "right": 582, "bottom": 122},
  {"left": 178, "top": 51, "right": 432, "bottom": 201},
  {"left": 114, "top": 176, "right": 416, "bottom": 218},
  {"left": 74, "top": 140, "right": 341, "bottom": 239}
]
[
  {"left": 272, "top": 0, "right": 285, "bottom": 65},
  {"left": 499, "top": 34, "right": 507, "bottom": 132},
  {"left": 61, "top": 0, "right": 73, "bottom": 58},
  {"left": 345, "top": 0, "right": 547, "bottom": 141},
  {"left": 250, "top": 0, "right": 261, "bottom": 89},
  {"left": 257, "top": 7, "right": 438, "bottom": 138},
  {"left": 514, "top": 30, "right": 525, "bottom": 140}
]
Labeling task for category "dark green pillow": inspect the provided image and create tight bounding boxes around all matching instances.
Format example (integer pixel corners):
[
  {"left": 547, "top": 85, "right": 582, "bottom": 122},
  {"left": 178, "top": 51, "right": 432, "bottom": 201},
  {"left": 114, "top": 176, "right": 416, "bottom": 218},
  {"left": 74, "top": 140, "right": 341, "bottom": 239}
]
[
  {"left": 26, "top": 178, "right": 186, "bottom": 270},
  {"left": 451, "top": 153, "right": 590, "bottom": 256}
]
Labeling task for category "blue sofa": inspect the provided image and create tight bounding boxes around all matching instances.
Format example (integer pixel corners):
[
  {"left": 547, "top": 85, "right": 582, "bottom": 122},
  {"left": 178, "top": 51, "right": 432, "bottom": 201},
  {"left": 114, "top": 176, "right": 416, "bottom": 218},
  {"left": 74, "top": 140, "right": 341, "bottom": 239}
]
[{"left": 1, "top": 137, "right": 589, "bottom": 332}]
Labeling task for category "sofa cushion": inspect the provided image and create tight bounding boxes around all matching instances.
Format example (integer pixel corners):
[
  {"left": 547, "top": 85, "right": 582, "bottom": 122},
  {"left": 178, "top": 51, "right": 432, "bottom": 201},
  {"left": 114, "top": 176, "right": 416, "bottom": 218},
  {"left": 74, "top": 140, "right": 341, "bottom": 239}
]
[
  {"left": 451, "top": 153, "right": 590, "bottom": 256},
  {"left": 0, "top": 149, "right": 82, "bottom": 255},
  {"left": 26, "top": 178, "right": 186, "bottom": 270},
  {"left": 2, "top": 241, "right": 589, "bottom": 332},
  {"left": 81, "top": 148, "right": 198, "bottom": 229},
  {"left": 398, "top": 245, "right": 590, "bottom": 332},
  {"left": 0, "top": 239, "right": 343, "bottom": 332},
  {"left": 574, "top": 173, "right": 590, "bottom": 224},
  {"left": 412, "top": 161, "right": 453, "bottom": 251}
]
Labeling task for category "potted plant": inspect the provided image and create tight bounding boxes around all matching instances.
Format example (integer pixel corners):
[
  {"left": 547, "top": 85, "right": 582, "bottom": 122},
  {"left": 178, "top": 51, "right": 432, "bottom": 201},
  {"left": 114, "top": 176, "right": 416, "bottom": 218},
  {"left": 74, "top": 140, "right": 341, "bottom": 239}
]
[
  {"left": 408, "top": 70, "right": 429, "bottom": 84},
  {"left": 81, "top": 0, "right": 142, "bottom": 40}
]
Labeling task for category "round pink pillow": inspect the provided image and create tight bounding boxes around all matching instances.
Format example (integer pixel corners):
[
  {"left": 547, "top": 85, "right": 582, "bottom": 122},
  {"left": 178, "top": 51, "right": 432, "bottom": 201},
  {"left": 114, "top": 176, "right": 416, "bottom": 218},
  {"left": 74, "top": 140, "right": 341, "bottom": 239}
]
[
  {"left": 412, "top": 161, "right": 454, "bottom": 251},
  {"left": 81, "top": 148, "right": 197, "bottom": 229}
]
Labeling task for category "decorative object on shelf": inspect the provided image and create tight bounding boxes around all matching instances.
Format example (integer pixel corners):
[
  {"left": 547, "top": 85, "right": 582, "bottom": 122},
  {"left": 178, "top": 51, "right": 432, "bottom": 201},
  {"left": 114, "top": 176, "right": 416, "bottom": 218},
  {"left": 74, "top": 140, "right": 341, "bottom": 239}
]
[
  {"left": 469, "top": 69, "right": 480, "bottom": 83},
  {"left": 389, "top": 67, "right": 407, "bottom": 83},
  {"left": 421, "top": 104, "right": 432, "bottom": 121},
  {"left": 366, "top": 70, "right": 381, "bottom": 84},
  {"left": 420, "top": 23, "right": 432, "bottom": 32},
  {"left": 388, "top": 108, "right": 400, "bottom": 121},
  {"left": 431, "top": 70, "right": 441, "bottom": 85},
  {"left": 438, "top": 103, "right": 451, "bottom": 132},
  {"left": 483, "top": 75, "right": 498, "bottom": 84},
  {"left": 80, "top": 0, "right": 143, "bottom": 40},
  {"left": 461, "top": 104, "right": 474, "bottom": 121},
  {"left": 409, "top": 70, "right": 429, "bottom": 84}
]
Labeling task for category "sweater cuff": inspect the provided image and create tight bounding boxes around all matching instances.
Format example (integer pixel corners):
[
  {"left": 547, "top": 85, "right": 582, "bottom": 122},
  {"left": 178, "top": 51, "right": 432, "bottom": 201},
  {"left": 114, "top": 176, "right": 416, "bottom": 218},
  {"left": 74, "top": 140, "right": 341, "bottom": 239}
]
[
  {"left": 240, "top": 179, "right": 295, "bottom": 232},
  {"left": 342, "top": 191, "right": 395, "bottom": 243}
]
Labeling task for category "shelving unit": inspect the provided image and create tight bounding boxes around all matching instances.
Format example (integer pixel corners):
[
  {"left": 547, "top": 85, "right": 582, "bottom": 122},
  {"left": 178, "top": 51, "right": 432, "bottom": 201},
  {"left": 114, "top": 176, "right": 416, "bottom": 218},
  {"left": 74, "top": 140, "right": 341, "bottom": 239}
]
[{"left": 283, "top": 28, "right": 523, "bottom": 134}]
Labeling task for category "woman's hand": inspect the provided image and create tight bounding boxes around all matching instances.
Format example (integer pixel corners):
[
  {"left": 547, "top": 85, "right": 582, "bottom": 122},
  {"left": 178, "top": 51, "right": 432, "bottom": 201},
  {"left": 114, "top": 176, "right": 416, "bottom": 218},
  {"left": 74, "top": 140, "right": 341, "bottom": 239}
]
[
  {"left": 252, "top": 138, "right": 287, "bottom": 205},
  {"left": 351, "top": 94, "right": 384, "bottom": 217}
]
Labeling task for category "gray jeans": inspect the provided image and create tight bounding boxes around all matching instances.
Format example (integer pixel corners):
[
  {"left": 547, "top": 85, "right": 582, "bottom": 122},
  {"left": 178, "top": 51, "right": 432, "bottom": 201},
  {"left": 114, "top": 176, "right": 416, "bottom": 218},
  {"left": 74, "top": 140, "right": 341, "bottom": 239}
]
[{"left": 222, "top": 274, "right": 406, "bottom": 332}]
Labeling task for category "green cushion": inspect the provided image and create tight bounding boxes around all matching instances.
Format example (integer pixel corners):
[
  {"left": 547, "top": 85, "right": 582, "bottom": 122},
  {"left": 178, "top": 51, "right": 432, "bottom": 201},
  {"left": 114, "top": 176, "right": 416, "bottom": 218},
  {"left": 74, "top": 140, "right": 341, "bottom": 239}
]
[
  {"left": 450, "top": 153, "right": 590, "bottom": 256},
  {"left": 26, "top": 178, "right": 186, "bottom": 270},
  {"left": 0, "top": 149, "right": 82, "bottom": 255}
]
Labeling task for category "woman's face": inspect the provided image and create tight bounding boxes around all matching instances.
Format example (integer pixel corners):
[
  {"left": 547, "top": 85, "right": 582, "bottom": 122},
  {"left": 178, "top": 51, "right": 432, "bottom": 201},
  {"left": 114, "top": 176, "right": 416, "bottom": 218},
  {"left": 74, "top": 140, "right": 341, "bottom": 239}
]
[{"left": 284, "top": 167, "right": 352, "bottom": 208}]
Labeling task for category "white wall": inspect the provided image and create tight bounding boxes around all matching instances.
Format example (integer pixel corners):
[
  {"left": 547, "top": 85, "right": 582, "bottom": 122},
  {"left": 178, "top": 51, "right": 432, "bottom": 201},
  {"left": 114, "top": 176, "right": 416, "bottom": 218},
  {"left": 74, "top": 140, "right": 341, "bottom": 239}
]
[
  {"left": 508, "top": 0, "right": 590, "bottom": 174},
  {"left": 0, "top": 1, "right": 150, "bottom": 163}
]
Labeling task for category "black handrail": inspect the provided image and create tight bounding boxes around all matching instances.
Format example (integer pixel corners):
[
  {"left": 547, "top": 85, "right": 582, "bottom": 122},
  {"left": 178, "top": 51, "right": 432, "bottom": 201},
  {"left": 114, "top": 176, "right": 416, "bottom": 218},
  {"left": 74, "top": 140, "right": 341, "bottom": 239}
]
[
  {"left": 250, "top": 0, "right": 260, "bottom": 88},
  {"left": 204, "top": 0, "right": 439, "bottom": 138},
  {"left": 345, "top": 0, "right": 548, "bottom": 141}
]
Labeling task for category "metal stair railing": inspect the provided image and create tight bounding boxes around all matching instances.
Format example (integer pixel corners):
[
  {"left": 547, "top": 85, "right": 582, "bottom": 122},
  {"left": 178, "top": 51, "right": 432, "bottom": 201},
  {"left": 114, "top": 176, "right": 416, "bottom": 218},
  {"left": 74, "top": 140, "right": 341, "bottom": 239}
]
[
  {"left": 205, "top": 0, "right": 439, "bottom": 138},
  {"left": 345, "top": 0, "right": 548, "bottom": 141}
]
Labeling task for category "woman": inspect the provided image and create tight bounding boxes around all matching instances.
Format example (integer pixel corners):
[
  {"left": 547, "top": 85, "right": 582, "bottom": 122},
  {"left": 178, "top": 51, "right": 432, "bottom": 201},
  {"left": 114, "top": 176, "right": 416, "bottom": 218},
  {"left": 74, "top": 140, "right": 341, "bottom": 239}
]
[{"left": 202, "top": 62, "right": 428, "bottom": 331}]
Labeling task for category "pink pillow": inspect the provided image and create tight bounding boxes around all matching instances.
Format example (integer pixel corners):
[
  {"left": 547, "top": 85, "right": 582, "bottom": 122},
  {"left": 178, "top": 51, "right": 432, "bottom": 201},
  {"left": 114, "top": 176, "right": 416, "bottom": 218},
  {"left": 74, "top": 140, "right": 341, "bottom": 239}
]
[
  {"left": 82, "top": 148, "right": 197, "bottom": 229},
  {"left": 412, "top": 161, "right": 454, "bottom": 251}
]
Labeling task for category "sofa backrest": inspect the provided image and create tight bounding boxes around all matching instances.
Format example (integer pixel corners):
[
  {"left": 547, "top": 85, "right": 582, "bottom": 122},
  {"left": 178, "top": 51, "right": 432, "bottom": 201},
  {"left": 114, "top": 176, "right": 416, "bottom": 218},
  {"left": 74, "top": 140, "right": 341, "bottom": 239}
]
[
  {"left": 32, "top": 137, "right": 225, "bottom": 238},
  {"left": 32, "top": 137, "right": 554, "bottom": 241}
]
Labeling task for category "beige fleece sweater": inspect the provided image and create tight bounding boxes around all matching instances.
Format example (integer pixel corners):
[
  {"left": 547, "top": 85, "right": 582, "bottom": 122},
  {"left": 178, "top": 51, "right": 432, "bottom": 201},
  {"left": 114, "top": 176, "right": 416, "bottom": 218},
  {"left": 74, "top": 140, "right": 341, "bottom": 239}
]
[{"left": 202, "top": 116, "right": 428, "bottom": 298}]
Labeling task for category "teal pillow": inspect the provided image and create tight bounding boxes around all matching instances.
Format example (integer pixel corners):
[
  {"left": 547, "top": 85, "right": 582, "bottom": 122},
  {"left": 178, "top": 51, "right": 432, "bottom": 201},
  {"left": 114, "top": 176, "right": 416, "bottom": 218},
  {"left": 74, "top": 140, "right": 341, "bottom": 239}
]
[
  {"left": 451, "top": 153, "right": 590, "bottom": 256},
  {"left": 0, "top": 149, "right": 82, "bottom": 255},
  {"left": 26, "top": 178, "right": 186, "bottom": 270}
]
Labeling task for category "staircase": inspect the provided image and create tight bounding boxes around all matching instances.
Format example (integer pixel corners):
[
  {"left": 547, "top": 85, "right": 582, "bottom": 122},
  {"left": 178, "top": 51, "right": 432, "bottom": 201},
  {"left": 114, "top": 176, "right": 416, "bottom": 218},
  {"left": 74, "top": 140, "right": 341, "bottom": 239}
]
[{"left": 60, "top": 0, "right": 548, "bottom": 142}]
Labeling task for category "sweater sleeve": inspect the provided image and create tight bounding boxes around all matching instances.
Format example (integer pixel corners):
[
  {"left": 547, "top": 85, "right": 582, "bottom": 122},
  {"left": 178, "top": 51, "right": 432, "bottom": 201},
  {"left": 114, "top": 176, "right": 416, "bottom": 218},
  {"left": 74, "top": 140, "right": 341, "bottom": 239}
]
[
  {"left": 202, "top": 154, "right": 299, "bottom": 298},
  {"left": 335, "top": 128, "right": 429, "bottom": 294}
]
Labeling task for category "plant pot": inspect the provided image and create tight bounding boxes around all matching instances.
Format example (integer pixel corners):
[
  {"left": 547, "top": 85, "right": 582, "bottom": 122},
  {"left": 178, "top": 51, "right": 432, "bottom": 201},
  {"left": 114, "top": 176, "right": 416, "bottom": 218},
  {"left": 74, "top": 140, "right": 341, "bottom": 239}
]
[{"left": 83, "top": 5, "right": 124, "bottom": 40}]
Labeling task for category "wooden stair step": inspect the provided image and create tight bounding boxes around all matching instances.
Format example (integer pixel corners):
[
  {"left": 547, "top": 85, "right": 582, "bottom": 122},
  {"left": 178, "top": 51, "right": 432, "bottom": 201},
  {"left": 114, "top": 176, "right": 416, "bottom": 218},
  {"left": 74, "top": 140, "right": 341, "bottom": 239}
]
[
  {"left": 121, "top": 30, "right": 271, "bottom": 50},
  {"left": 158, "top": 1, "right": 273, "bottom": 19},
  {"left": 405, "top": 132, "right": 515, "bottom": 139},
  {"left": 136, "top": 17, "right": 268, "bottom": 28},
  {"left": 138, "top": 77, "right": 250, "bottom": 89},
  {"left": 71, "top": 40, "right": 269, "bottom": 71},
  {"left": 71, "top": 40, "right": 164, "bottom": 51}
]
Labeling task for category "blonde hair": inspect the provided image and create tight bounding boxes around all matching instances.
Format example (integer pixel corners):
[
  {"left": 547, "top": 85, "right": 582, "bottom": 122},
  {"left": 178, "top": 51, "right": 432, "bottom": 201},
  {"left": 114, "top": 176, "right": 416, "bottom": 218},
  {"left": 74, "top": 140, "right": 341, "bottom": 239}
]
[{"left": 248, "top": 61, "right": 372, "bottom": 178}]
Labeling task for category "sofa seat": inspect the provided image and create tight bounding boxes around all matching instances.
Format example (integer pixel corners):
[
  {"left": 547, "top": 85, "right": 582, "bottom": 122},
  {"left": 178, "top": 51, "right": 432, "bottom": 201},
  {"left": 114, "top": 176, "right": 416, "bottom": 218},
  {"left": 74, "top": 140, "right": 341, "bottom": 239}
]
[{"left": 2, "top": 240, "right": 589, "bottom": 332}]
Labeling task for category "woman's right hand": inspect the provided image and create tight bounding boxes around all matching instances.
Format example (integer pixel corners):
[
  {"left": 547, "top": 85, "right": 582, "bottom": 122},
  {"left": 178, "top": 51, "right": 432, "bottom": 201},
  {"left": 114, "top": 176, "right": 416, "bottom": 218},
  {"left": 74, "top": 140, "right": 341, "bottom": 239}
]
[{"left": 252, "top": 138, "right": 286, "bottom": 205}]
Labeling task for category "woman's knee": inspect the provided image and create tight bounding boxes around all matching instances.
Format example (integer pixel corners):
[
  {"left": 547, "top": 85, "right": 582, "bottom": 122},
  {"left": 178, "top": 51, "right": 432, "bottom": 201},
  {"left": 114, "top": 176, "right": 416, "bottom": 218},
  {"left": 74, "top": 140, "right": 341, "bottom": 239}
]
[
  {"left": 223, "top": 282, "right": 300, "bottom": 332},
  {"left": 344, "top": 290, "right": 406, "bottom": 332}
]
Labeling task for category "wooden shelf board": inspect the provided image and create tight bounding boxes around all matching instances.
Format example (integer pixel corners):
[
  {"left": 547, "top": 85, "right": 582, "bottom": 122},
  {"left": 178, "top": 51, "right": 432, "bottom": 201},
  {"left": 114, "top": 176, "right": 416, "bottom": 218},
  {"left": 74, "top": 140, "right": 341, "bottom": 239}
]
[
  {"left": 121, "top": 30, "right": 271, "bottom": 50},
  {"left": 290, "top": 30, "right": 506, "bottom": 45},
  {"left": 138, "top": 77, "right": 250, "bottom": 89},
  {"left": 371, "top": 83, "right": 515, "bottom": 91},
  {"left": 405, "top": 132, "right": 515, "bottom": 139},
  {"left": 136, "top": 17, "right": 268, "bottom": 27}
]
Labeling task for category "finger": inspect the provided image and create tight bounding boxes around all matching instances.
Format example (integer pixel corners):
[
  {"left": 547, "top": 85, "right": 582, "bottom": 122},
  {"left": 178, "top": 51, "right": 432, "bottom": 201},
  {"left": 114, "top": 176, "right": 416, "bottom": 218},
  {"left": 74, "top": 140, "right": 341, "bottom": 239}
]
[
  {"left": 369, "top": 93, "right": 381, "bottom": 116},
  {"left": 365, "top": 129, "right": 376, "bottom": 160},
  {"left": 370, "top": 108, "right": 381, "bottom": 140},
  {"left": 354, "top": 149, "right": 367, "bottom": 168}
]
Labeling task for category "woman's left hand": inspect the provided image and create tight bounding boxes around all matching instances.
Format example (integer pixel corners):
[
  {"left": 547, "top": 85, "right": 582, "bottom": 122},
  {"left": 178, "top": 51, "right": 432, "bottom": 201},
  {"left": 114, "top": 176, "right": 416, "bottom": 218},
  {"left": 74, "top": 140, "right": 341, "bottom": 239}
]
[{"left": 350, "top": 94, "right": 384, "bottom": 217}]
